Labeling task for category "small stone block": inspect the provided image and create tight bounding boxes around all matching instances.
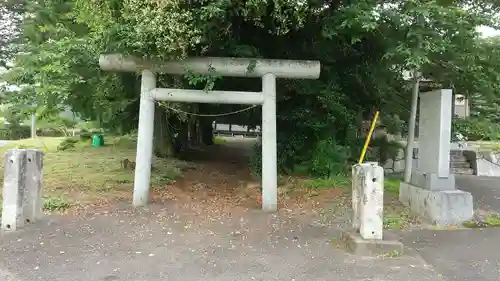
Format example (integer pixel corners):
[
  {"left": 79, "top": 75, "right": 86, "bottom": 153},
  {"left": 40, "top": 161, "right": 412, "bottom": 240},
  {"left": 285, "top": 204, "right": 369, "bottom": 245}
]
[{"left": 339, "top": 231, "right": 404, "bottom": 257}]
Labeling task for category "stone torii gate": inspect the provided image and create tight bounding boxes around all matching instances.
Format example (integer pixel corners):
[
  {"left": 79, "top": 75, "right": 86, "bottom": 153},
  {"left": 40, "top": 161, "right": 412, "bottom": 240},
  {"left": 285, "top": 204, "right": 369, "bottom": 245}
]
[{"left": 99, "top": 54, "right": 321, "bottom": 211}]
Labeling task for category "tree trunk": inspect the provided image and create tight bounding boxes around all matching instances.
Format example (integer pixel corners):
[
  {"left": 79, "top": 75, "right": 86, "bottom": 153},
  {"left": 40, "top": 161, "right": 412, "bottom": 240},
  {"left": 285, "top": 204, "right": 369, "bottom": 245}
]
[
  {"left": 200, "top": 117, "right": 214, "bottom": 145},
  {"left": 153, "top": 105, "right": 174, "bottom": 158},
  {"left": 174, "top": 122, "right": 189, "bottom": 155}
]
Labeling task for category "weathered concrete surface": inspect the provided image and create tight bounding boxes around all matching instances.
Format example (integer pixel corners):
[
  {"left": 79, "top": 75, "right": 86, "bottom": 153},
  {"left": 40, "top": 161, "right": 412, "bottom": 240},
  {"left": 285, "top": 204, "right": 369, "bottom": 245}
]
[
  {"left": 1, "top": 149, "right": 28, "bottom": 231},
  {"left": 0, "top": 204, "right": 443, "bottom": 281},
  {"left": 399, "top": 182, "right": 473, "bottom": 226},
  {"left": 417, "top": 89, "right": 453, "bottom": 178},
  {"left": 398, "top": 228, "right": 500, "bottom": 281},
  {"left": 23, "top": 149, "right": 44, "bottom": 223},
  {"left": 351, "top": 163, "right": 384, "bottom": 240}
]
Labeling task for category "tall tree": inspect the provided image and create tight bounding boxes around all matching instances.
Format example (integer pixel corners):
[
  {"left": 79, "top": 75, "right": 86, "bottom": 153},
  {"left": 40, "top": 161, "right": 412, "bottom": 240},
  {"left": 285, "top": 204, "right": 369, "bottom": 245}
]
[{"left": 2, "top": 0, "right": 500, "bottom": 176}]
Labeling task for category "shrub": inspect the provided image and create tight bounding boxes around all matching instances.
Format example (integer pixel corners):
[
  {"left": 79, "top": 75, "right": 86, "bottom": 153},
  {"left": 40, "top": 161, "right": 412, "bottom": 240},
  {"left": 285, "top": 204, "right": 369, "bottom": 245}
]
[
  {"left": 309, "top": 137, "right": 351, "bottom": 178},
  {"left": 452, "top": 117, "right": 500, "bottom": 141},
  {"left": 57, "top": 137, "right": 79, "bottom": 151},
  {"left": 0, "top": 125, "right": 31, "bottom": 139},
  {"left": 36, "top": 128, "right": 66, "bottom": 137}
]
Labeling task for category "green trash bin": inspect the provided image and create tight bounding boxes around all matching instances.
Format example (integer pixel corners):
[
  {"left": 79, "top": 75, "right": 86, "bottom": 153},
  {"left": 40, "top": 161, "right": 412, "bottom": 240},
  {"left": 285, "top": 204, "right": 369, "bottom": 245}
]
[{"left": 92, "top": 135, "right": 105, "bottom": 147}]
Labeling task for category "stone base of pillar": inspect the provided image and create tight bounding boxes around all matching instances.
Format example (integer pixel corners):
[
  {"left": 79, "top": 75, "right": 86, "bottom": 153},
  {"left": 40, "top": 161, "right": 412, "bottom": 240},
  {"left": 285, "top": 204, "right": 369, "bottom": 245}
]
[
  {"left": 410, "top": 172, "right": 456, "bottom": 191},
  {"left": 338, "top": 231, "right": 404, "bottom": 257},
  {"left": 399, "top": 182, "right": 473, "bottom": 226}
]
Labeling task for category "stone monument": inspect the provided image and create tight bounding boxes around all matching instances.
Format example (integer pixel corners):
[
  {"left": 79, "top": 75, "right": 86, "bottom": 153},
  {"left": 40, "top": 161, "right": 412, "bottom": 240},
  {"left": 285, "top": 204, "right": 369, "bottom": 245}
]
[{"left": 399, "top": 89, "right": 473, "bottom": 225}]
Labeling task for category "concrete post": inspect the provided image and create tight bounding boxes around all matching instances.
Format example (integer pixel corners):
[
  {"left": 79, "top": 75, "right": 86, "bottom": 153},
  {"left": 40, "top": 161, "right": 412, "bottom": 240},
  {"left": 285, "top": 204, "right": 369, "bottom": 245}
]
[
  {"left": 30, "top": 114, "right": 36, "bottom": 139},
  {"left": 133, "top": 70, "right": 156, "bottom": 206},
  {"left": 24, "top": 149, "right": 44, "bottom": 222},
  {"left": 352, "top": 162, "right": 384, "bottom": 240},
  {"left": 1, "top": 149, "right": 27, "bottom": 231},
  {"left": 403, "top": 72, "right": 420, "bottom": 182},
  {"left": 261, "top": 73, "right": 277, "bottom": 212}
]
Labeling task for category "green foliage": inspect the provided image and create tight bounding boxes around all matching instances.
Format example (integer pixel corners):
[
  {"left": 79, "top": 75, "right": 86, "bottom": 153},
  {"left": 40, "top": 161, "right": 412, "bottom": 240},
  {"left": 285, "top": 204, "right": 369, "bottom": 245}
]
[
  {"left": 43, "top": 197, "right": 71, "bottom": 212},
  {"left": 384, "top": 178, "right": 402, "bottom": 195},
  {"left": 302, "top": 176, "right": 350, "bottom": 190},
  {"left": 310, "top": 138, "right": 351, "bottom": 178},
  {"left": 56, "top": 137, "right": 79, "bottom": 151},
  {"left": 0, "top": 125, "right": 30, "bottom": 140},
  {"left": 452, "top": 117, "right": 500, "bottom": 141},
  {"left": 1, "top": 0, "right": 500, "bottom": 178}
]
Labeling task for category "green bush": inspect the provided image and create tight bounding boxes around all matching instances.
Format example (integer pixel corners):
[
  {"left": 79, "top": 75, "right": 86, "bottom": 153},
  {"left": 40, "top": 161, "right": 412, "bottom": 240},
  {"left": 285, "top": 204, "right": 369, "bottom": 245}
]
[
  {"left": 452, "top": 117, "right": 500, "bottom": 141},
  {"left": 36, "top": 128, "right": 66, "bottom": 137},
  {"left": 250, "top": 136, "right": 351, "bottom": 179},
  {"left": 0, "top": 125, "right": 31, "bottom": 139},
  {"left": 57, "top": 137, "right": 79, "bottom": 151},
  {"left": 309, "top": 137, "right": 351, "bottom": 178}
]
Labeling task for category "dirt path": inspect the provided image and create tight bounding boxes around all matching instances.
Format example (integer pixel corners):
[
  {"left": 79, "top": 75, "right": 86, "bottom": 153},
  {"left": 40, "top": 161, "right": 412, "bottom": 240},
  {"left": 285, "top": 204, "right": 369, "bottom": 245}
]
[{"left": 145, "top": 137, "right": 349, "bottom": 228}]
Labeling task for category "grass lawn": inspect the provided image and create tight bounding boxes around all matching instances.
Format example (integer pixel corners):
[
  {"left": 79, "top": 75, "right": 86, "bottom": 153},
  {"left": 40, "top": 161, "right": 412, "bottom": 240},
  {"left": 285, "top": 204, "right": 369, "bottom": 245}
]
[
  {"left": 285, "top": 173, "right": 420, "bottom": 229},
  {"left": 0, "top": 136, "right": 186, "bottom": 215}
]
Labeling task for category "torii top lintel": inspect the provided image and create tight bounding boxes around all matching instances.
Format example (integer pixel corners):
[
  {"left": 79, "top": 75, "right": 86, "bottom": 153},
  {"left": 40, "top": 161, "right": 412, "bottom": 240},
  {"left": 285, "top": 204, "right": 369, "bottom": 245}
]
[{"left": 99, "top": 54, "right": 321, "bottom": 79}]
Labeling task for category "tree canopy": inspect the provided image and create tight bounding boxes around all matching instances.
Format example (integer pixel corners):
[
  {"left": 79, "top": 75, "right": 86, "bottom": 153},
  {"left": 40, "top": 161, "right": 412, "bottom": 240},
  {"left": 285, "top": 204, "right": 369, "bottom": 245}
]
[{"left": 1, "top": 0, "right": 500, "bottom": 176}]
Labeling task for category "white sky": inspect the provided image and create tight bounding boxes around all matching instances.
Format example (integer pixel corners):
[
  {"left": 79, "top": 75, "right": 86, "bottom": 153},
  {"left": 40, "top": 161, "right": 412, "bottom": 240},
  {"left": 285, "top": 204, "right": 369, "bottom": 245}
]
[{"left": 478, "top": 26, "right": 500, "bottom": 37}]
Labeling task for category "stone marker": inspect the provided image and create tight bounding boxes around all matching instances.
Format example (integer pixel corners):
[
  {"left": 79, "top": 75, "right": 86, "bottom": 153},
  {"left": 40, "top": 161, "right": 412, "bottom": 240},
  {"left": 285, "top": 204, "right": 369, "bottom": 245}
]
[
  {"left": 1, "top": 149, "right": 28, "bottom": 231},
  {"left": 340, "top": 162, "right": 403, "bottom": 256},
  {"left": 400, "top": 89, "right": 473, "bottom": 226},
  {"left": 23, "top": 149, "right": 44, "bottom": 222},
  {"left": 1, "top": 149, "right": 44, "bottom": 232}
]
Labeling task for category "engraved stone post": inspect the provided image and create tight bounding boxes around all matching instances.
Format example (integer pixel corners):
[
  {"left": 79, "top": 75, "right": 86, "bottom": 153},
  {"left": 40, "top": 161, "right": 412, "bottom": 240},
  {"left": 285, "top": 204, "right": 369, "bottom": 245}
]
[
  {"left": 341, "top": 162, "right": 403, "bottom": 256},
  {"left": 1, "top": 149, "right": 27, "bottom": 231},
  {"left": 352, "top": 162, "right": 384, "bottom": 240},
  {"left": 24, "top": 149, "right": 44, "bottom": 222}
]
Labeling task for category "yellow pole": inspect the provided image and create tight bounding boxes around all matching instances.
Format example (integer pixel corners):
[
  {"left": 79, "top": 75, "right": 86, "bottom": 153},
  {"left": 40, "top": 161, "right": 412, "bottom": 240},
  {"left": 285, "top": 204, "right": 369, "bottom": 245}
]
[{"left": 358, "top": 111, "right": 380, "bottom": 164}]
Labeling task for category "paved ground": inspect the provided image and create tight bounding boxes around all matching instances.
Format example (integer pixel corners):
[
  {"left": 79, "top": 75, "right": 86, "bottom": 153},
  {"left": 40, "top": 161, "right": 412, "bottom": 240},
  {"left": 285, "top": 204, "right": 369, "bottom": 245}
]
[
  {"left": 397, "top": 228, "right": 500, "bottom": 281},
  {"left": 456, "top": 175, "right": 500, "bottom": 214},
  {"left": 0, "top": 204, "right": 443, "bottom": 281},
  {"left": 2, "top": 139, "right": 500, "bottom": 280}
]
